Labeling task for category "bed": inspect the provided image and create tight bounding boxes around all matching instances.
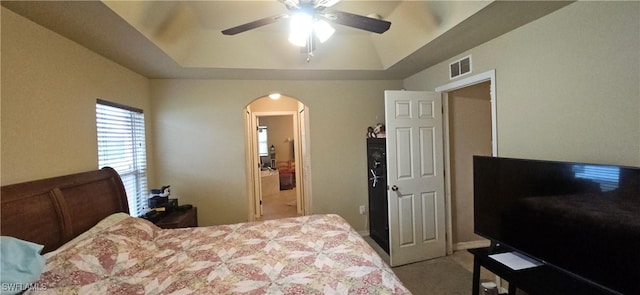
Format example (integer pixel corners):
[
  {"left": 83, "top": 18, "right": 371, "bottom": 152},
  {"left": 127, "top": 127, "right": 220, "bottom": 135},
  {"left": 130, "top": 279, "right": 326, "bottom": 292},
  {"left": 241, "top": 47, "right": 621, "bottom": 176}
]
[{"left": 1, "top": 167, "right": 410, "bottom": 294}]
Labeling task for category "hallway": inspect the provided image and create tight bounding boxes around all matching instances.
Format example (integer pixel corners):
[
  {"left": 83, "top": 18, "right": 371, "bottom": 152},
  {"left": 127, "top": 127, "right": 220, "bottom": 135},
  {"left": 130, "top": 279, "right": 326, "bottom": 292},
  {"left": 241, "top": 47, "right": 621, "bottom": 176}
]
[{"left": 256, "top": 188, "right": 299, "bottom": 220}]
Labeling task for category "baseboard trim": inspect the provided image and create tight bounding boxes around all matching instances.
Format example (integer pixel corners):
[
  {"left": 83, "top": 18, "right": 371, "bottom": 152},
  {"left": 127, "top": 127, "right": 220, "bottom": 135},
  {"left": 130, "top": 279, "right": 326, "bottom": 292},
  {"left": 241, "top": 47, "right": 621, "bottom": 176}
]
[
  {"left": 453, "top": 239, "right": 491, "bottom": 251},
  {"left": 358, "top": 230, "right": 370, "bottom": 236}
]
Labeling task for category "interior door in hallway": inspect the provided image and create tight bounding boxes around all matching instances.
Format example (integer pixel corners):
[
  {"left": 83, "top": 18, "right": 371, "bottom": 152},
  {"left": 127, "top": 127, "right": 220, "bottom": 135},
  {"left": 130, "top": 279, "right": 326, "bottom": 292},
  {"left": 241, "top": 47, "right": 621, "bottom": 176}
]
[{"left": 385, "top": 90, "right": 446, "bottom": 267}]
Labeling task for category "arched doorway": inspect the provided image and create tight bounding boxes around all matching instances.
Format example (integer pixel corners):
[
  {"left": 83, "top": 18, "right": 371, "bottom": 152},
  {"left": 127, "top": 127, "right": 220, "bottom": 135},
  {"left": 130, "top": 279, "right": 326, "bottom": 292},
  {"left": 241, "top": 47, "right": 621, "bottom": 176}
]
[{"left": 244, "top": 94, "right": 312, "bottom": 221}]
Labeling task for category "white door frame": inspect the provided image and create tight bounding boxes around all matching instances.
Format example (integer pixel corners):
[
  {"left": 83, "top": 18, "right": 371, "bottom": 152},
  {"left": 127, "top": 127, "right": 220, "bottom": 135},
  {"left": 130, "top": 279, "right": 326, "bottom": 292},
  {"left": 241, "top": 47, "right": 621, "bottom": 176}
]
[
  {"left": 435, "top": 69, "right": 497, "bottom": 254},
  {"left": 253, "top": 111, "right": 299, "bottom": 219},
  {"left": 244, "top": 108, "right": 260, "bottom": 221},
  {"left": 245, "top": 107, "right": 310, "bottom": 220},
  {"left": 297, "top": 106, "right": 312, "bottom": 215}
]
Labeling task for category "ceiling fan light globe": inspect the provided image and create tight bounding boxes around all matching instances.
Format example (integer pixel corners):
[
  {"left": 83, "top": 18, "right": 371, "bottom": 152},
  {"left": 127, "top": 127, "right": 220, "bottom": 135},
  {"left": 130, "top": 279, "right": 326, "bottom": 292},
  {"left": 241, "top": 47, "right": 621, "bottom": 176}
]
[
  {"left": 314, "top": 20, "right": 335, "bottom": 43},
  {"left": 288, "top": 33, "right": 309, "bottom": 47},
  {"left": 289, "top": 13, "right": 313, "bottom": 47}
]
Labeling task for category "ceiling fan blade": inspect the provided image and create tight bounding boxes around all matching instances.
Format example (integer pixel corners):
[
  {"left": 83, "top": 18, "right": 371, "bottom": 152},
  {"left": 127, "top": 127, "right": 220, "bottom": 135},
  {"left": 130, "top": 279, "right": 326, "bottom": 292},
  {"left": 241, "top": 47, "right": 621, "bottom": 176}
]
[
  {"left": 323, "top": 10, "right": 391, "bottom": 34},
  {"left": 221, "top": 14, "right": 288, "bottom": 35}
]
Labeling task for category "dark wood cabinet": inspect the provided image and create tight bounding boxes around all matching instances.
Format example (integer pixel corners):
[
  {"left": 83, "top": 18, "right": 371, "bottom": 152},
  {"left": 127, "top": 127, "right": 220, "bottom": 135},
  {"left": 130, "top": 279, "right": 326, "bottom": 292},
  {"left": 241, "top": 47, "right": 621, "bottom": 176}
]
[{"left": 155, "top": 207, "right": 198, "bottom": 229}]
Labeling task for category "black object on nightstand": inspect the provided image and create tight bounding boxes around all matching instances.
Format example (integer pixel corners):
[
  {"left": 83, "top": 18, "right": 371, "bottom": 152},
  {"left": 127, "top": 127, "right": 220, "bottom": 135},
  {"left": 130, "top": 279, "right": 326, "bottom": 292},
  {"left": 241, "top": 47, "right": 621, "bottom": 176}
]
[
  {"left": 141, "top": 210, "right": 165, "bottom": 223},
  {"left": 155, "top": 207, "right": 197, "bottom": 229}
]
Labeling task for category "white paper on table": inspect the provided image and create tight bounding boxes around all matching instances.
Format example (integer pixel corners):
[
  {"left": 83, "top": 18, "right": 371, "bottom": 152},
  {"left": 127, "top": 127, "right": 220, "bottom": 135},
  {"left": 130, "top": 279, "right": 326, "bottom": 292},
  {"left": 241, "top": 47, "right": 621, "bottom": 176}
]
[{"left": 488, "top": 251, "right": 543, "bottom": 270}]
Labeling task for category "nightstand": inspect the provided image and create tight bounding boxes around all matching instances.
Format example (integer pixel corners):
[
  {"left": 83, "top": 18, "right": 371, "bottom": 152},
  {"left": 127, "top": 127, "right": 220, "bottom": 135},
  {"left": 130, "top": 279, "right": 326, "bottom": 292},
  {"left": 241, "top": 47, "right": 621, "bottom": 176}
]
[{"left": 155, "top": 207, "right": 198, "bottom": 229}]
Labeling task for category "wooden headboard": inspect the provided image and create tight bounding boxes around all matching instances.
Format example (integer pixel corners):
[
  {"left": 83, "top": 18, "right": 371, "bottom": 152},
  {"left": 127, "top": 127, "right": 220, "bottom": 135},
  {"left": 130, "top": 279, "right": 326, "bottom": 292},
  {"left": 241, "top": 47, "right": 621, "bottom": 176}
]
[{"left": 1, "top": 167, "right": 129, "bottom": 253}]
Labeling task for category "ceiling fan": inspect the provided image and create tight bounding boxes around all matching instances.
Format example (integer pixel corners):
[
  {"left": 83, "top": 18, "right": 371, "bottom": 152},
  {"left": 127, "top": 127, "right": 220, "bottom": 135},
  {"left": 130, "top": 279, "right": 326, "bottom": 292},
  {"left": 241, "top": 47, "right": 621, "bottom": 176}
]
[{"left": 221, "top": 0, "right": 391, "bottom": 59}]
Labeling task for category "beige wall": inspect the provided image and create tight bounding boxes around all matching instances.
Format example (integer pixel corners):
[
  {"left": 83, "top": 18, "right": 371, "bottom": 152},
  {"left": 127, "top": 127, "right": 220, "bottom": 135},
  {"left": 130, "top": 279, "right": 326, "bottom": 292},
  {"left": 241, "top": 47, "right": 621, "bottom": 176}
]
[
  {"left": 405, "top": 1, "right": 640, "bottom": 167},
  {"left": 150, "top": 79, "right": 402, "bottom": 228},
  {"left": 259, "top": 116, "right": 294, "bottom": 163},
  {"left": 1, "top": 8, "right": 152, "bottom": 185},
  {"left": 448, "top": 82, "right": 492, "bottom": 245},
  {"left": 0, "top": 6, "right": 402, "bottom": 232},
  {"left": 4, "top": 1, "right": 638, "bottom": 236}
]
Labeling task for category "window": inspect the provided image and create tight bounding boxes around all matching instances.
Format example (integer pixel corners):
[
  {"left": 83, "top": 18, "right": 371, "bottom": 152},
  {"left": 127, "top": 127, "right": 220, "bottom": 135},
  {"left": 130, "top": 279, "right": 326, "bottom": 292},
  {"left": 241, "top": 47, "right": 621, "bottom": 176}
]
[
  {"left": 96, "top": 99, "right": 148, "bottom": 216},
  {"left": 572, "top": 164, "right": 620, "bottom": 192},
  {"left": 258, "top": 126, "right": 268, "bottom": 156}
]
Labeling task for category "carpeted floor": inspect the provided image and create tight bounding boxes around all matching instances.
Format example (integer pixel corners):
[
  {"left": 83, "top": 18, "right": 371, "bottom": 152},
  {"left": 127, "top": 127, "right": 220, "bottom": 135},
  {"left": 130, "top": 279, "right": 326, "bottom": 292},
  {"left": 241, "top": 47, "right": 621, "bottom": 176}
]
[
  {"left": 392, "top": 256, "right": 474, "bottom": 295},
  {"left": 363, "top": 236, "right": 499, "bottom": 294}
]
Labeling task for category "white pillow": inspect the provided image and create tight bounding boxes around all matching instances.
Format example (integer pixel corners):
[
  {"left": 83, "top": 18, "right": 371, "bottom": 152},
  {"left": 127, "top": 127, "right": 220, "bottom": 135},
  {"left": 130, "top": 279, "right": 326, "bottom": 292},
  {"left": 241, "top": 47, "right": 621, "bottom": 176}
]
[{"left": 43, "top": 213, "right": 131, "bottom": 259}]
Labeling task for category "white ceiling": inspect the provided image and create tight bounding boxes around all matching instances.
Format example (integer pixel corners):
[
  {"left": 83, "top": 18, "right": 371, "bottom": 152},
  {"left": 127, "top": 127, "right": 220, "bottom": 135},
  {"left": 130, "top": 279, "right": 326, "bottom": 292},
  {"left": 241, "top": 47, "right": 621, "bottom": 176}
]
[{"left": 1, "top": 0, "right": 572, "bottom": 80}]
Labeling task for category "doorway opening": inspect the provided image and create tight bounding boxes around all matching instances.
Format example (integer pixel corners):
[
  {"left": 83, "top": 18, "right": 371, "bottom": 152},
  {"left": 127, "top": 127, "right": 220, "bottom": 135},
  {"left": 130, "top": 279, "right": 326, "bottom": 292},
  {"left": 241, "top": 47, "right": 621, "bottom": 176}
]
[
  {"left": 244, "top": 95, "right": 311, "bottom": 221},
  {"left": 436, "top": 70, "right": 497, "bottom": 254}
]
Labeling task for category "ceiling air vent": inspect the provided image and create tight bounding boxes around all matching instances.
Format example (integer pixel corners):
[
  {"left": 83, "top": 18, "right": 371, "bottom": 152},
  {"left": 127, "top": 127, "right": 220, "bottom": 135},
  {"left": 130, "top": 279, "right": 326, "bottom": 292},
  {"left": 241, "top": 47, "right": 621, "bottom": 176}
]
[{"left": 449, "top": 55, "right": 472, "bottom": 80}]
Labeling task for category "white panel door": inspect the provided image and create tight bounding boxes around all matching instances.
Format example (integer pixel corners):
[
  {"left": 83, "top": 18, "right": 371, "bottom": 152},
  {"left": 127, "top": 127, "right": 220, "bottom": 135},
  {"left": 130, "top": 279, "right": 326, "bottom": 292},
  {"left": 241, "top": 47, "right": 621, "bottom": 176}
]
[{"left": 385, "top": 90, "right": 446, "bottom": 267}]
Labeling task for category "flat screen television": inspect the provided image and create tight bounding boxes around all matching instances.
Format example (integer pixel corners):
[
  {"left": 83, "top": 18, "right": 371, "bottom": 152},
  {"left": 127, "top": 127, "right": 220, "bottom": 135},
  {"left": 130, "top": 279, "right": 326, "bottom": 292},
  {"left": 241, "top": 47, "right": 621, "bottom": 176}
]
[{"left": 473, "top": 156, "right": 640, "bottom": 294}]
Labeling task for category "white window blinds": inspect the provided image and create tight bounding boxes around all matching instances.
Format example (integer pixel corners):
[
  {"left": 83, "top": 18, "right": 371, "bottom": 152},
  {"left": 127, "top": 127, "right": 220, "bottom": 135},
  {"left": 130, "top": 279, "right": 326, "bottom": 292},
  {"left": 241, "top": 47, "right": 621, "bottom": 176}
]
[
  {"left": 258, "top": 126, "right": 268, "bottom": 156},
  {"left": 96, "top": 100, "right": 148, "bottom": 216}
]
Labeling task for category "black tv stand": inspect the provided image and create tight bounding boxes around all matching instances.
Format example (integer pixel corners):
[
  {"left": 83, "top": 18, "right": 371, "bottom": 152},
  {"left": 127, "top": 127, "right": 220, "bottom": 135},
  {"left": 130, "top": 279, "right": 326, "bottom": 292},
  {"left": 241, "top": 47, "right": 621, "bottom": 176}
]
[{"left": 468, "top": 246, "right": 618, "bottom": 295}]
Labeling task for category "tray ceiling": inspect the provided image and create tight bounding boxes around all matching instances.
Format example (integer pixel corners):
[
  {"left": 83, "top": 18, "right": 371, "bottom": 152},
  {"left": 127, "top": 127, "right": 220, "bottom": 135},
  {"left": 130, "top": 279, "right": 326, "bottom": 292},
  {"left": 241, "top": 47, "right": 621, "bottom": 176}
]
[{"left": 1, "top": 1, "right": 573, "bottom": 80}]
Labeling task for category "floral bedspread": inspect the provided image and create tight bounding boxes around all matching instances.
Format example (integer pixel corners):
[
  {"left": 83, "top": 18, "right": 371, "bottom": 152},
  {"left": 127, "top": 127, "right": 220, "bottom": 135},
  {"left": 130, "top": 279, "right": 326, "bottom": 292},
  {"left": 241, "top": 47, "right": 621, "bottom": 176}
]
[{"left": 29, "top": 214, "right": 410, "bottom": 294}]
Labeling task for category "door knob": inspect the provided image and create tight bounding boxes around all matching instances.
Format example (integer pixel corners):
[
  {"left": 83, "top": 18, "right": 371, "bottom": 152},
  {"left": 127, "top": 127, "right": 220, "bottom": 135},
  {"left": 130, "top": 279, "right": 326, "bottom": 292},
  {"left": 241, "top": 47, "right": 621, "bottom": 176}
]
[{"left": 391, "top": 185, "right": 399, "bottom": 191}]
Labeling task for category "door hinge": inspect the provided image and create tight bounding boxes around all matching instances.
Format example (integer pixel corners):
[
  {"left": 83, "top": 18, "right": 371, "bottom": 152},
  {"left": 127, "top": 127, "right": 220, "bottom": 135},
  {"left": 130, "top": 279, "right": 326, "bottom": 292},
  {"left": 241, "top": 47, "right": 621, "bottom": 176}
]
[{"left": 260, "top": 200, "right": 263, "bottom": 205}]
